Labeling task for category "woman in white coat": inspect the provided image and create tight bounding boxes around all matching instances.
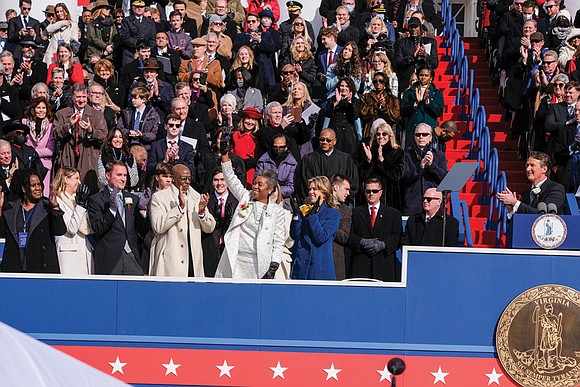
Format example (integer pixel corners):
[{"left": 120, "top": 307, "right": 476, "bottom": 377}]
[
  {"left": 44, "top": 3, "right": 79, "bottom": 65},
  {"left": 54, "top": 167, "right": 93, "bottom": 275},
  {"left": 215, "top": 149, "right": 287, "bottom": 279}
]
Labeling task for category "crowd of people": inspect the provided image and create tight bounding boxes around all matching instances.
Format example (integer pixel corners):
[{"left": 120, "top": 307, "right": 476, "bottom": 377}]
[
  {"left": 0, "top": 0, "right": 462, "bottom": 281},
  {"left": 484, "top": 0, "right": 580, "bottom": 196}
]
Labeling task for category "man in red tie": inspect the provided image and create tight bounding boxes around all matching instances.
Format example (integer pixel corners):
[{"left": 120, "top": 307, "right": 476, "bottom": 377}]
[{"left": 347, "top": 178, "right": 402, "bottom": 282}]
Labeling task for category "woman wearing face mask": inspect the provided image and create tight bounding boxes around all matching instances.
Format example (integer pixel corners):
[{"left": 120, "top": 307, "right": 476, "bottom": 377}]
[
  {"left": 22, "top": 98, "right": 56, "bottom": 197},
  {"left": 360, "top": 123, "right": 404, "bottom": 211},
  {"left": 46, "top": 42, "right": 84, "bottom": 86},
  {"left": 53, "top": 166, "right": 93, "bottom": 275},
  {"left": 226, "top": 67, "right": 264, "bottom": 113},
  {"left": 48, "top": 68, "right": 72, "bottom": 113},
  {"left": 3, "top": 122, "right": 48, "bottom": 184},
  {"left": 400, "top": 65, "right": 443, "bottom": 146},
  {"left": 255, "top": 134, "right": 298, "bottom": 210},
  {"left": 290, "top": 176, "right": 340, "bottom": 280},
  {"left": 0, "top": 168, "right": 67, "bottom": 273}
]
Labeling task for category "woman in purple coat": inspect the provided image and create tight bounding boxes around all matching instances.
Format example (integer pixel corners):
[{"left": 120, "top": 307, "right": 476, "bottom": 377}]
[{"left": 23, "top": 97, "right": 57, "bottom": 197}]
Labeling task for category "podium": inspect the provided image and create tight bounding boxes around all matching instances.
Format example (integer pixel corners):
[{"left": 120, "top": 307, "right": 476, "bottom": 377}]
[{"left": 506, "top": 214, "right": 580, "bottom": 249}]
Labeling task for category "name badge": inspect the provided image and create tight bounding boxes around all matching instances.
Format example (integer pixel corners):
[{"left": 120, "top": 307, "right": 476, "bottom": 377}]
[
  {"left": 18, "top": 232, "right": 28, "bottom": 248},
  {"left": 57, "top": 39, "right": 64, "bottom": 45}
]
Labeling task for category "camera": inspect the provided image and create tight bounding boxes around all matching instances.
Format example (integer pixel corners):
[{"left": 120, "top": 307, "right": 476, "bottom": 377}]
[{"left": 199, "top": 72, "right": 207, "bottom": 85}]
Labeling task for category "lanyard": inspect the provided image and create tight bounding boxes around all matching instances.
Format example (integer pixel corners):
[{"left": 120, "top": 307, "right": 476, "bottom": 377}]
[{"left": 22, "top": 204, "right": 37, "bottom": 232}]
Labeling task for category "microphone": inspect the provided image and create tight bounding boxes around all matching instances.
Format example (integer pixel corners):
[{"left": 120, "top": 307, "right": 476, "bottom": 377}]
[
  {"left": 537, "top": 202, "right": 547, "bottom": 214},
  {"left": 547, "top": 203, "right": 557, "bottom": 214},
  {"left": 388, "top": 357, "right": 406, "bottom": 387}
]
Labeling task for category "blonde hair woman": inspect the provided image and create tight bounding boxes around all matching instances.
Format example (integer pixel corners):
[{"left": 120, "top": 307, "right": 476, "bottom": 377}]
[
  {"left": 360, "top": 123, "right": 404, "bottom": 211},
  {"left": 44, "top": 3, "right": 79, "bottom": 65},
  {"left": 279, "top": 36, "right": 316, "bottom": 87},
  {"left": 53, "top": 166, "right": 94, "bottom": 275},
  {"left": 363, "top": 51, "right": 398, "bottom": 96},
  {"left": 290, "top": 175, "right": 340, "bottom": 280}
]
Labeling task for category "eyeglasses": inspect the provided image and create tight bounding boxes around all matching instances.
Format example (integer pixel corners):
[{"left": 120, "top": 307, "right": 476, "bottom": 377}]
[
  {"left": 178, "top": 176, "right": 192, "bottom": 181},
  {"left": 293, "top": 22, "right": 304, "bottom": 26},
  {"left": 166, "top": 123, "right": 181, "bottom": 128},
  {"left": 514, "top": 2, "right": 524, "bottom": 5},
  {"left": 22, "top": 7, "right": 31, "bottom": 10},
  {"left": 212, "top": 21, "right": 224, "bottom": 26},
  {"left": 46, "top": 13, "right": 54, "bottom": 17},
  {"left": 373, "top": 79, "right": 385, "bottom": 84},
  {"left": 282, "top": 71, "right": 296, "bottom": 75},
  {"left": 546, "top": 4, "right": 557, "bottom": 9},
  {"left": 415, "top": 132, "right": 431, "bottom": 137},
  {"left": 247, "top": 19, "right": 258, "bottom": 23},
  {"left": 319, "top": 137, "right": 335, "bottom": 143},
  {"left": 542, "top": 60, "right": 556, "bottom": 65},
  {"left": 375, "top": 132, "right": 389, "bottom": 137},
  {"left": 365, "top": 189, "right": 381, "bottom": 194},
  {"left": 423, "top": 196, "right": 440, "bottom": 202},
  {"left": 191, "top": 77, "right": 201, "bottom": 81},
  {"left": 272, "top": 145, "right": 287, "bottom": 150},
  {"left": 134, "top": 5, "right": 145, "bottom": 8},
  {"left": 554, "top": 82, "right": 566, "bottom": 88},
  {"left": 89, "top": 91, "right": 104, "bottom": 95}
]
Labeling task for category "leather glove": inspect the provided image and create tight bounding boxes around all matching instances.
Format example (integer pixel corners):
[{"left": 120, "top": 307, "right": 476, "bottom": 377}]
[
  {"left": 290, "top": 195, "right": 301, "bottom": 216},
  {"left": 220, "top": 126, "right": 233, "bottom": 155},
  {"left": 308, "top": 112, "right": 319, "bottom": 126},
  {"left": 109, "top": 188, "right": 118, "bottom": 212},
  {"left": 305, "top": 197, "right": 321, "bottom": 217},
  {"left": 76, "top": 184, "right": 91, "bottom": 208},
  {"left": 572, "top": 140, "right": 580, "bottom": 152},
  {"left": 138, "top": 188, "right": 152, "bottom": 210},
  {"left": 261, "top": 262, "right": 279, "bottom": 279},
  {"left": 367, "top": 239, "right": 386, "bottom": 256},
  {"left": 40, "top": 197, "right": 54, "bottom": 212},
  {"left": 359, "top": 238, "right": 375, "bottom": 251}
]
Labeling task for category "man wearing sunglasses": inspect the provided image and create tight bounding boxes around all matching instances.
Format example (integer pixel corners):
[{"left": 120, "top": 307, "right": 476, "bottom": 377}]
[
  {"left": 401, "top": 123, "right": 448, "bottom": 216},
  {"left": 295, "top": 128, "right": 359, "bottom": 200},
  {"left": 402, "top": 187, "right": 458, "bottom": 247},
  {"left": 201, "top": 0, "right": 238, "bottom": 40},
  {"left": 7, "top": 0, "right": 41, "bottom": 60},
  {"left": 348, "top": 177, "right": 402, "bottom": 282}
]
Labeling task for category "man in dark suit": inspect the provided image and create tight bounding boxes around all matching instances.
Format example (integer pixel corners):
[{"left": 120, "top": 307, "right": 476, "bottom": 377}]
[
  {"left": 315, "top": 27, "right": 342, "bottom": 100},
  {"left": 7, "top": 0, "right": 41, "bottom": 60},
  {"left": 153, "top": 31, "right": 181, "bottom": 85},
  {"left": 88, "top": 160, "right": 149, "bottom": 275},
  {"left": 119, "top": 0, "right": 157, "bottom": 66},
  {"left": 393, "top": 0, "right": 443, "bottom": 34},
  {"left": 17, "top": 38, "right": 47, "bottom": 102},
  {"left": 146, "top": 113, "right": 196, "bottom": 178},
  {"left": 172, "top": 0, "right": 198, "bottom": 37},
  {"left": 0, "top": 21, "right": 17, "bottom": 54},
  {"left": 347, "top": 178, "right": 402, "bottom": 282},
  {"left": 0, "top": 65, "right": 22, "bottom": 135},
  {"left": 202, "top": 169, "right": 238, "bottom": 277},
  {"left": 402, "top": 187, "right": 459, "bottom": 247},
  {"left": 393, "top": 16, "right": 438, "bottom": 90},
  {"left": 542, "top": 80, "right": 578, "bottom": 154},
  {"left": 553, "top": 99, "right": 580, "bottom": 192},
  {"left": 171, "top": 97, "right": 210, "bottom": 157},
  {"left": 331, "top": 174, "right": 352, "bottom": 280},
  {"left": 497, "top": 151, "right": 566, "bottom": 214}
]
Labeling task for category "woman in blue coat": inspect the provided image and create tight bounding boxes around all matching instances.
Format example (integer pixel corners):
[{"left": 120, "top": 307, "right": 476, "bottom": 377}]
[{"left": 290, "top": 176, "right": 340, "bottom": 280}]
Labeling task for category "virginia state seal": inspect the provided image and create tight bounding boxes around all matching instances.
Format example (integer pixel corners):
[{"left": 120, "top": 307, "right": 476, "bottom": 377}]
[{"left": 496, "top": 285, "right": 580, "bottom": 387}]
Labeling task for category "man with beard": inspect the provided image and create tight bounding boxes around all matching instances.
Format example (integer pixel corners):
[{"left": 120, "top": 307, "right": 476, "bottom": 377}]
[
  {"left": 138, "top": 57, "right": 175, "bottom": 124},
  {"left": 432, "top": 120, "right": 458, "bottom": 153},
  {"left": 17, "top": 38, "right": 47, "bottom": 92},
  {"left": 255, "top": 134, "right": 298, "bottom": 209}
]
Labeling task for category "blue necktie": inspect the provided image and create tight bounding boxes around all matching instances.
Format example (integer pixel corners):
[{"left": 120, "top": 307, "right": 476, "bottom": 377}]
[{"left": 133, "top": 111, "right": 141, "bottom": 132}]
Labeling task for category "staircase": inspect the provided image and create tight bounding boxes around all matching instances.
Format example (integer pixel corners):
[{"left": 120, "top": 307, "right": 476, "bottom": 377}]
[{"left": 433, "top": 37, "right": 528, "bottom": 247}]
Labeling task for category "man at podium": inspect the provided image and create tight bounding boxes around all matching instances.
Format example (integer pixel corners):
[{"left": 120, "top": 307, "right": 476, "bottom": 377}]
[{"left": 496, "top": 151, "right": 566, "bottom": 215}]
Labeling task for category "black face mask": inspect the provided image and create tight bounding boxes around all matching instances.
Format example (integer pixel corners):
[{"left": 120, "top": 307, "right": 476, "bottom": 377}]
[
  {"left": 441, "top": 134, "right": 453, "bottom": 143},
  {"left": 289, "top": 13, "right": 299, "bottom": 21},
  {"left": 14, "top": 135, "right": 26, "bottom": 146},
  {"left": 271, "top": 149, "right": 288, "bottom": 164}
]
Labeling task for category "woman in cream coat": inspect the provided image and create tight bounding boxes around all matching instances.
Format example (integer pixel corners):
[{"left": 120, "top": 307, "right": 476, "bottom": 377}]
[
  {"left": 149, "top": 164, "right": 216, "bottom": 277},
  {"left": 54, "top": 167, "right": 93, "bottom": 275},
  {"left": 215, "top": 151, "right": 286, "bottom": 279},
  {"left": 44, "top": 3, "right": 79, "bottom": 65}
]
